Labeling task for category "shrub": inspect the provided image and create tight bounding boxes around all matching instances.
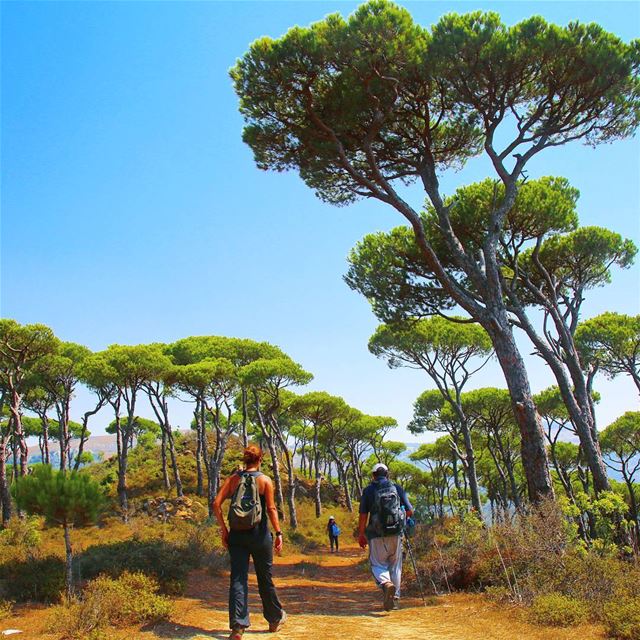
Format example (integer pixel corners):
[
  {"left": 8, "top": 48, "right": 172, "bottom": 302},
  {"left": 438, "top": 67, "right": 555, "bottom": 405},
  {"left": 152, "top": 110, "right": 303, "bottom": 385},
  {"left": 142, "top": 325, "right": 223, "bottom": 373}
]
[
  {"left": 411, "top": 510, "right": 486, "bottom": 593},
  {"left": 0, "top": 555, "right": 65, "bottom": 602},
  {"left": 0, "top": 516, "right": 227, "bottom": 603},
  {"left": 529, "top": 593, "right": 590, "bottom": 627},
  {"left": 78, "top": 539, "right": 198, "bottom": 595},
  {"left": 49, "top": 572, "right": 172, "bottom": 638},
  {"left": 0, "top": 599, "right": 12, "bottom": 620},
  {"left": 484, "top": 586, "right": 512, "bottom": 604},
  {"left": 603, "top": 597, "right": 640, "bottom": 640},
  {"left": 412, "top": 497, "right": 640, "bottom": 633},
  {"left": 0, "top": 516, "right": 42, "bottom": 558}
]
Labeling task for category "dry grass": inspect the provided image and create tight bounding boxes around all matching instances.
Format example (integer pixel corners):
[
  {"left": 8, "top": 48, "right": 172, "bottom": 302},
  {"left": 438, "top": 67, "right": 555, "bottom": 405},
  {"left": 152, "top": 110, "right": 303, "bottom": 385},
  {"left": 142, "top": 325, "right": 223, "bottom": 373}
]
[{"left": 2, "top": 546, "right": 606, "bottom": 640}]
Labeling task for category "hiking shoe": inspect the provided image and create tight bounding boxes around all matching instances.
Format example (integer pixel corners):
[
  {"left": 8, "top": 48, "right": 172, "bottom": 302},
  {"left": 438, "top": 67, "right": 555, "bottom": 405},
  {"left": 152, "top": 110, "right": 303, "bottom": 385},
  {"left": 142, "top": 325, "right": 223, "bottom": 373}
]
[
  {"left": 382, "top": 582, "right": 395, "bottom": 611},
  {"left": 392, "top": 597, "right": 400, "bottom": 610},
  {"left": 269, "top": 610, "right": 287, "bottom": 632},
  {"left": 229, "top": 627, "right": 244, "bottom": 640}
]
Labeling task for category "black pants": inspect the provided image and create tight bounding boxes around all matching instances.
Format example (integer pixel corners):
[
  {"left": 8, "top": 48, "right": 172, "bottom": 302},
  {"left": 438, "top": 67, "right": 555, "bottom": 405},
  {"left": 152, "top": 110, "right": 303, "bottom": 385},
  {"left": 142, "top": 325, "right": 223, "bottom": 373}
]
[
  {"left": 228, "top": 528, "right": 283, "bottom": 629},
  {"left": 329, "top": 534, "right": 339, "bottom": 551}
]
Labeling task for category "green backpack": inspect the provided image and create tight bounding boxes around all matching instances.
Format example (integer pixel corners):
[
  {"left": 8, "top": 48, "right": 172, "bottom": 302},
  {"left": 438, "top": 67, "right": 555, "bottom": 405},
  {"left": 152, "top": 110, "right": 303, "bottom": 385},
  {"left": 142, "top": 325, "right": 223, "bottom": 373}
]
[{"left": 228, "top": 472, "right": 263, "bottom": 531}]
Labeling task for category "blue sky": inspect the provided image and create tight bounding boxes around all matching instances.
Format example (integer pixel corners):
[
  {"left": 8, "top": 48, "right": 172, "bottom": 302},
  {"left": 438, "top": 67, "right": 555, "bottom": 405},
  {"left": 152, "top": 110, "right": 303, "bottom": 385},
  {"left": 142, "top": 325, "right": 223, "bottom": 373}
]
[{"left": 2, "top": 1, "right": 639, "bottom": 440}]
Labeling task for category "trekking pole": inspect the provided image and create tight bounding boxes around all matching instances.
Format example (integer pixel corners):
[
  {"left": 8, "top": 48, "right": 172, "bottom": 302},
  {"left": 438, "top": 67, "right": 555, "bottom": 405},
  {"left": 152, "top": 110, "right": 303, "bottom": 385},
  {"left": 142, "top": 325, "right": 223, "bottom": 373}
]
[{"left": 403, "top": 532, "right": 427, "bottom": 606}]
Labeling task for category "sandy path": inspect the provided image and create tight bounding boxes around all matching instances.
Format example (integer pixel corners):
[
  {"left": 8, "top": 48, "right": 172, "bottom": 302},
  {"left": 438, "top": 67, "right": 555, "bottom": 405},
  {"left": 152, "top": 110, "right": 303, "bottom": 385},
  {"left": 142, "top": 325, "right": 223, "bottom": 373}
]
[
  {"left": 3, "top": 544, "right": 605, "bottom": 639},
  {"left": 147, "top": 545, "right": 605, "bottom": 640}
]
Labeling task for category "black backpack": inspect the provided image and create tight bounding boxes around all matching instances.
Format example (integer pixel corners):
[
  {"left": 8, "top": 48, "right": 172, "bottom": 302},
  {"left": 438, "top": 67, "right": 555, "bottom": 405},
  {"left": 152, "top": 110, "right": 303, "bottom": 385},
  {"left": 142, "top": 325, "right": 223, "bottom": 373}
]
[
  {"left": 228, "top": 472, "right": 262, "bottom": 531},
  {"left": 371, "top": 480, "right": 405, "bottom": 536}
]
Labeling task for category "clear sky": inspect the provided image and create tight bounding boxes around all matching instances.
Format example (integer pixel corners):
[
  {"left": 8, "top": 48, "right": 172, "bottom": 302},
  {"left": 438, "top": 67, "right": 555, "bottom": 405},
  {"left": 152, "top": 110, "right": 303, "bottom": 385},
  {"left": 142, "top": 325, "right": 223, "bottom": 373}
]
[{"left": 2, "top": 1, "right": 639, "bottom": 441}]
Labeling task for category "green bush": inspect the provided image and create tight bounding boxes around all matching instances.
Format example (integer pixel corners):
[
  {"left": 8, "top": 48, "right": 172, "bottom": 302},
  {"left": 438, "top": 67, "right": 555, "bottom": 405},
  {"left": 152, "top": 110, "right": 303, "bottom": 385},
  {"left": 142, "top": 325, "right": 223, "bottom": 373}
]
[
  {"left": 603, "top": 597, "right": 640, "bottom": 640},
  {"left": 412, "top": 498, "right": 640, "bottom": 631},
  {"left": 49, "top": 572, "right": 172, "bottom": 638},
  {"left": 78, "top": 539, "right": 195, "bottom": 595},
  {"left": 0, "top": 517, "right": 226, "bottom": 603},
  {"left": 529, "top": 593, "right": 590, "bottom": 627},
  {"left": 0, "top": 516, "right": 42, "bottom": 557},
  {"left": 0, "top": 555, "right": 65, "bottom": 602}
]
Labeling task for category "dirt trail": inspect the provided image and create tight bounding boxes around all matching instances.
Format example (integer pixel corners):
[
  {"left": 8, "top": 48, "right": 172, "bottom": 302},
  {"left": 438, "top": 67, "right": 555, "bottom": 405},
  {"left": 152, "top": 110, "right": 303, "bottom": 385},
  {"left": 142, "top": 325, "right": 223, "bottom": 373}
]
[
  {"left": 5, "top": 544, "right": 605, "bottom": 639},
  {"left": 148, "top": 544, "right": 604, "bottom": 640}
]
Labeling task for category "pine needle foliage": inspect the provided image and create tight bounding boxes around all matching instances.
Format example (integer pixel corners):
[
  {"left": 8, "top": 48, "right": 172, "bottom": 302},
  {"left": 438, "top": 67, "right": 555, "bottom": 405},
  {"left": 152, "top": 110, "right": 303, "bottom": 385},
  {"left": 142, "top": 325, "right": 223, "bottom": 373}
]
[{"left": 12, "top": 464, "right": 104, "bottom": 528}]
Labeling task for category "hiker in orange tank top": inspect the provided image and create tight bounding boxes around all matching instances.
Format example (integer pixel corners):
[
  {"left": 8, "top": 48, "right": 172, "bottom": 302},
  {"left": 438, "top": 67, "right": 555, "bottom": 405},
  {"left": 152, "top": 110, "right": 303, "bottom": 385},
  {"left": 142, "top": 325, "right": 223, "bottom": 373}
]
[{"left": 213, "top": 445, "right": 287, "bottom": 640}]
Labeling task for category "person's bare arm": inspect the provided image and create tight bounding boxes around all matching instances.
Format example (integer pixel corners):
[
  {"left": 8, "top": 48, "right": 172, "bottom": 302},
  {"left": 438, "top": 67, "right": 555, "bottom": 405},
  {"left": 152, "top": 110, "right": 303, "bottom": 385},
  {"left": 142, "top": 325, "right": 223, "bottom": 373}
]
[
  {"left": 358, "top": 513, "right": 368, "bottom": 549},
  {"left": 263, "top": 477, "right": 283, "bottom": 552},
  {"left": 213, "top": 475, "right": 235, "bottom": 549}
]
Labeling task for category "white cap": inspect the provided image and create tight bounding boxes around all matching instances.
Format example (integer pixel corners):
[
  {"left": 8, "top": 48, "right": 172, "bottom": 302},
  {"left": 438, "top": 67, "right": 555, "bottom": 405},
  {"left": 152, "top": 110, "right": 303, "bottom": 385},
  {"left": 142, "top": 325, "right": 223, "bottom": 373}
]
[
  {"left": 328, "top": 515, "right": 335, "bottom": 520},
  {"left": 372, "top": 463, "right": 388, "bottom": 474}
]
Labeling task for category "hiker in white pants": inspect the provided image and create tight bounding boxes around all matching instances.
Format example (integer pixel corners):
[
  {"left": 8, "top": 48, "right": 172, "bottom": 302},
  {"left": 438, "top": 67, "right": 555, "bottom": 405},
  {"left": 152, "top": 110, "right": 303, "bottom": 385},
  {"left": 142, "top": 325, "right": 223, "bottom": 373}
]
[
  {"left": 358, "top": 463, "right": 413, "bottom": 611},
  {"left": 369, "top": 535, "right": 403, "bottom": 594}
]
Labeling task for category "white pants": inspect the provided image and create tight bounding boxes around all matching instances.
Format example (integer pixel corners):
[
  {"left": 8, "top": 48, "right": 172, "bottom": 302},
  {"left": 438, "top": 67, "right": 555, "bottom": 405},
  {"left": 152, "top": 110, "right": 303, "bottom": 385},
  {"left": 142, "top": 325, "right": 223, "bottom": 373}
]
[{"left": 368, "top": 535, "right": 403, "bottom": 597}]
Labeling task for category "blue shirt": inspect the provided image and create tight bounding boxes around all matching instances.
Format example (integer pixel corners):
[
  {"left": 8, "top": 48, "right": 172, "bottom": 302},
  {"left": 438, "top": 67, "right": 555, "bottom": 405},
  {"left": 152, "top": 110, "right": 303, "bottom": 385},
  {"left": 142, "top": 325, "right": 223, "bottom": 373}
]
[{"left": 359, "top": 478, "right": 413, "bottom": 539}]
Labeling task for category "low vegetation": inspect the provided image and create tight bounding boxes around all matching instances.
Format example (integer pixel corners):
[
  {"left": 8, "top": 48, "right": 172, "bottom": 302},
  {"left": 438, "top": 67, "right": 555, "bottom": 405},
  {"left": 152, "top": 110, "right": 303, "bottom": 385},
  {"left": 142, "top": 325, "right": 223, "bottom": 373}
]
[
  {"left": 48, "top": 572, "right": 172, "bottom": 639},
  {"left": 408, "top": 500, "right": 640, "bottom": 636}
]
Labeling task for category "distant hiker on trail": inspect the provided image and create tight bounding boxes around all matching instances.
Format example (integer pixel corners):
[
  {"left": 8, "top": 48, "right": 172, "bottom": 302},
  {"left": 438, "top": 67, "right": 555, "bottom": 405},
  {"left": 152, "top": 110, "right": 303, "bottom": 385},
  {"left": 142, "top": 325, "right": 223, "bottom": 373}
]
[
  {"left": 358, "top": 462, "right": 413, "bottom": 611},
  {"left": 327, "top": 515, "right": 340, "bottom": 552},
  {"left": 213, "top": 444, "right": 288, "bottom": 640}
]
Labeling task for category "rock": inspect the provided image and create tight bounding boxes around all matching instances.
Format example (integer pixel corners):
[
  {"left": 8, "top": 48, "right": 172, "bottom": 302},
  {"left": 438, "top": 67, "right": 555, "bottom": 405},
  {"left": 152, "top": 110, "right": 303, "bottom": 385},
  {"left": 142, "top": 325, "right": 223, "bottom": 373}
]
[
  {"left": 142, "top": 494, "right": 205, "bottom": 522},
  {"left": 2, "top": 630, "right": 23, "bottom": 636}
]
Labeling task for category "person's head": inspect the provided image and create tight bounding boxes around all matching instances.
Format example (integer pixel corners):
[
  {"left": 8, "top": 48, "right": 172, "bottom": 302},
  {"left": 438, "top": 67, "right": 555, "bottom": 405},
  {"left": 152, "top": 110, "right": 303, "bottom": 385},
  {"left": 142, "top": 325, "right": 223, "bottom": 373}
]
[
  {"left": 243, "top": 444, "right": 263, "bottom": 468},
  {"left": 371, "top": 462, "right": 389, "bottom": 480},
  {"left": 328, "top": 516, "right": 335, "bottom": 522}
]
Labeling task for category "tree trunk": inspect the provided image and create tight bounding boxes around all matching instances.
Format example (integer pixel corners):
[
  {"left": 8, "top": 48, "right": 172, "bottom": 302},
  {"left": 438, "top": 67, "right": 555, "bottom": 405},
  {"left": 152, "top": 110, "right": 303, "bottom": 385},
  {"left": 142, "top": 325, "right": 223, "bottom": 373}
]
[
  {"left": 11, "top": 430, "right": 19, "bottom": 482},
  {"left": 194, "top": 409, "right": 204, "bottom": 497},
  {"left": 336, "top": 459, "right": 353, "bottom": 512},
  {"left": 207, "top": 430, "right": 231, "bottom": 517},
  {"left": 148, "top": 392, "right": 183, "bottom": 498},
  {"left": 351, "top": 451, "right": 364, "bottom": 497},
  {"left": 0, "top": 446, "right": 11, "bottom": 524},
  {"left": 240, "top": 388, "right": 249, "bottom": 448},
  {"left": 508, "top": 302, "right": 611, "bottom": 496},
  {"left": 56, "top": 400, "right": 71, "bottom": 472},
  {"left": 489, "top": 322, "right": 554, "bottom": 502},
  {"left": 117, "top": 450, "right": 129, "bottom": 521},
  {"left": 266, "top": 436, "right": 285, "bottom": 520},
  {"left": 314, "top": 472, "right": 322, "bottom": 519},
  {"left": 622, "top": 469, "right": 639, "bottom": 540},
  {"left": 166, "top": 428, "right": 183, "bottom": 498},
  {"left": 312, "top": 429, "right": 322, "bottom": 518},
  {"left": 207, "top": 432, "right": 222, "bottom": 516},
  {"left": 116, "top": 420, "right": 129, "bottom": 523},
  {"left": 58, "top": 414, "right": 67, "bottom": 471},
  {"left": 272, "top": 427, "right": 298, "bottom": 529},
  {"left": 8, "top": 390, "right": 28, "bottom": 477},
  {"left": 63, "top": 523, "right": 73, "bottom": 600},
  {"left": 451, "top": 453, "right": 461, "bottom": 493},
  {"left": 286, "top": 478, "right": 299, "bottom": 530},
  {"left": 282, "top": 448, "right": 299, "bottom": 530},
  {"left": 460, "top": 421, "right": 482, "bottom": 513},
  {"left": 198, "top": 402, "right": 208, "bottom": 497},
  {"left": 161, "top": 430, "right": 171, "bottom": 491},
  {"left": 42, "top": 416, "right": 50, "bottom": 466}
]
